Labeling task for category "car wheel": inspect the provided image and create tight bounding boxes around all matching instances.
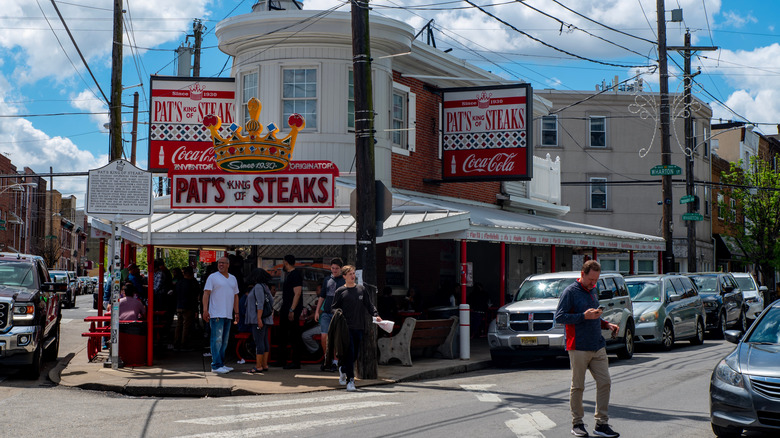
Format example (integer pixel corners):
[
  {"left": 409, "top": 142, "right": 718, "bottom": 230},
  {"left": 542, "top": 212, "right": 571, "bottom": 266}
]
[
  {"left": 616, "top": 326, "right": 634, "bottom": 359},
  {"left": 24, "top": 344, "right": 43, "bottom": 380},
  {"left": 737, "top": 309, "right": 747, "bottom": 333},
  {"left": 690, "top": 318, "right": 705, "bottom": 345},
  {"left": 711, "top": 423, "right": 741, "bottom": 437},
  {"left": 43, "top": 321, "right": 60, "bottom": 362},
  {"left": 661, "top": 323, "right": 674, "bottom": 351},
  {"left": 715, "top": 312, "right": 727, "bottom": 338}
]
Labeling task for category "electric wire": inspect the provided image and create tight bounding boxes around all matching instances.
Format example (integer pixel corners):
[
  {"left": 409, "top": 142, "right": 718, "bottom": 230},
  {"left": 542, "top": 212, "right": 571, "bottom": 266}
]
[{"left": 550, "top": 0, "right": 657, "bottom": 44}]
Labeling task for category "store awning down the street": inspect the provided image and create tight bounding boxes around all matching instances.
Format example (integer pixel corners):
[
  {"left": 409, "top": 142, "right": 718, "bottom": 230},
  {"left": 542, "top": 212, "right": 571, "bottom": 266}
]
[{"left": 90, "top": 182, "right": 664, "bottom": 252}]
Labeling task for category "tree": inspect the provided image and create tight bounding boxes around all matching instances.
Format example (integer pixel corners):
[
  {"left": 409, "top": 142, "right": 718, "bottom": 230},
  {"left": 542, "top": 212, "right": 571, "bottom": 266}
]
[
  {"left": 719, "top": 156, "right": 780, "bottom": 288},
  {"left": 135, "top": 247, "right": 190, "bottom": 271},
  {"left": 40, "top": 236, "right": 62, "bottom": 269}
]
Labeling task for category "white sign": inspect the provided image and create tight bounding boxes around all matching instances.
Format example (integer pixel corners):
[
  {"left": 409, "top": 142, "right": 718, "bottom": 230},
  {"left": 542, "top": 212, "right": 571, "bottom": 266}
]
[{"left": 86, "top": 159, "right": 153, "bottom": 219}]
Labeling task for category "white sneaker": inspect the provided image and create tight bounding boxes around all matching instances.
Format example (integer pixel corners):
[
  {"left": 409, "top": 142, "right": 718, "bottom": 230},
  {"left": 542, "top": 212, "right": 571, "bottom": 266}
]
[
  {"left": 223, "top": 366, "right": 234, "bottom": 372},
  {"left": 236, "top": 359, "right": 246, "bottom": 364},
  {"left": 338, "top": 367, "right": 347, "bottom": 385},
  {"left": 211, "top": 366, "right": 229, "bottom": 374},
  {"left": 346, "top": 379, "right": 356, "bottom": 392}
]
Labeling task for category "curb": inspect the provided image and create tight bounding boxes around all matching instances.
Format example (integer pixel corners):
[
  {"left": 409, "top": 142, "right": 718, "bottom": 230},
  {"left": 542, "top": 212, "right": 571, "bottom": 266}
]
[{"left": 48, "top": 352, "right": 76, "bottom": 385}]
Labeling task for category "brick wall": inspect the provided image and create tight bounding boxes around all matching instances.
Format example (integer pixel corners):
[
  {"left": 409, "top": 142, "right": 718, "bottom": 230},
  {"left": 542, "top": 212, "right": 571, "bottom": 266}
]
[{"left": 390, "top": 72, "right": 501, "bottom": 204}]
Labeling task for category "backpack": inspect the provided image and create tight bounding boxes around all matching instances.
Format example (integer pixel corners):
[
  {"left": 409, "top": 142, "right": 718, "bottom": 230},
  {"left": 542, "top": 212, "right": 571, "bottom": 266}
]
[{"left": 261, "top": 284, "right": 273, "bottom": 319}]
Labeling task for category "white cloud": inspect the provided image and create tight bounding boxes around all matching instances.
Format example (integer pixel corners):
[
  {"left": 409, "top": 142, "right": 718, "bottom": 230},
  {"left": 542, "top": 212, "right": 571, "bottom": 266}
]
[
  {"left": 719, "top": 10, "right": 758, "bottom": 28},
  {"left": 70, "top": 90, "right": 109, "bottom": 131}
]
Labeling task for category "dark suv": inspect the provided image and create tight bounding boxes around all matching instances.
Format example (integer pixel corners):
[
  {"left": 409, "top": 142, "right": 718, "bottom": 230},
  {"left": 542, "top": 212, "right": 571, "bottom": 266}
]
[
  {"left": 0, "top": 253, "right": 62, "bottom": 378},
  {"left": 686, "top": 272, "right": 746, "bottom": 336}
]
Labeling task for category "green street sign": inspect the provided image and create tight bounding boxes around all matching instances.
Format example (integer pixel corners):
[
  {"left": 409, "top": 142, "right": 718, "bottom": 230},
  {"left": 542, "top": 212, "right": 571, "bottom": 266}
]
[
  {"left": 0, "top": 226, "right": 6, "bottom": 231},
  {"left": 651, "top": 164, "right": 682, "bottom": 176},
  {"left": 0, "top": 219, "right": 5, "bottom": 225},
  {"left": 680, "top": 195, "right": 696, "bottom": 204},
  {"left": 682, "top": 213, "right": 703, "bottom": 221}
]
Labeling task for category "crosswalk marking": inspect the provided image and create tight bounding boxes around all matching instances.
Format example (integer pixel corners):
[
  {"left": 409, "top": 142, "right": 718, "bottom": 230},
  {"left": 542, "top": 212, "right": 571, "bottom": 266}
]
[
  {"left": 60, "top": 318, "right": 73, "bottom": 324},
  {"left": 504, "top": 408, "right": 556, "bottom": 438},
  {"left": 460, "top": 384, "right": 501, "bottom": 402},
  {"left": 219, "top": 391, "right": 381, "bottom": 409},
  {"left": 177, "top": 401, "right": 399, "bottom": 426},
  {"left": 174, "top": 414, "right": 386, "bottom": 438}
]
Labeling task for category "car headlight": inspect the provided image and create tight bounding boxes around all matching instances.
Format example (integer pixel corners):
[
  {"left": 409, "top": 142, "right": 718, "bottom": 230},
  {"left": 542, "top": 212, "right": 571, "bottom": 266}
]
[
  {"left": 497, "top": 313, "right": 508, "bottom": 329},
  {"left": 714, "top": 354, "right": 744, "bottom": 389},
  {"left": 744, "top": 296, "right": 760, "bottom": 304},
  {"left": 639, "top": 309, "right": 659, "bottom": 323},
  {"left": 704, "top": 301, "right": 718, "bottom": 308}
]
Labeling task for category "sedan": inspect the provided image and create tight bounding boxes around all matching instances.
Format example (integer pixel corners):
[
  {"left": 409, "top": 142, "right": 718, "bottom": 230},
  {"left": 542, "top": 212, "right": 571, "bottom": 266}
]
[
  {"left": 731, "top": 272, "right": 767, "bottom": 321},
  {"left": 710, "top": 300, "right": 780, "bottom": 437}
]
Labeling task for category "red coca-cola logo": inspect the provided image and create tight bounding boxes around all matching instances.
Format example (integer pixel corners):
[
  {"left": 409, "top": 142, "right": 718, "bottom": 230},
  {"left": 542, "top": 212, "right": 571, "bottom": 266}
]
[
  {"left": 172, "top": 146, "right": 216, "bottom": 163},
  {"left": 463, "top": 152, "right": 517, "bottom": 173}
]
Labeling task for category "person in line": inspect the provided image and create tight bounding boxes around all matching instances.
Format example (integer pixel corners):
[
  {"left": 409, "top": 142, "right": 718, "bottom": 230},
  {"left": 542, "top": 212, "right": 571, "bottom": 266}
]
[
  {"left": 202, "top": 257, "right": 240, "bottom": 374},
  {"left": 554, "top": 260, "right": 620, "bottom": 438},
  {"left": 314, "top": 258, "right": 345, "bottom": 371},
  {"left": 153, "top": 259, "right": 175, "bottom": 346},
  {"left": 278, "top": 254, "right": 304, "bottom": 369},
  {"left": 331, "top": 265, "right": 381, "bottom": 392},
  {"left": 174, "top": 266, "right": 201, "bottom": 351},
  {"left": 118, "top": 283, "right": 146, "bottom": 321},
  {"left": 127, "top": 264, "right": 145, "bottom": 301},
  {"left": 245, "top": 268, "right": 274, "bottom": 373}
]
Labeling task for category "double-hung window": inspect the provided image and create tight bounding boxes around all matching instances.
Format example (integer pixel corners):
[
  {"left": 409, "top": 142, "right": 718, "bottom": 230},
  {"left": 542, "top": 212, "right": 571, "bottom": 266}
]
[
  {"left": 347, "top": 70, "right": 355, "bottom": 131},
  {"left": 589, "top": 177, "right": 607, "bottom": 210},
  {"left": 282, "top": 68, "right": 317, "bottom": 129},
  {"left": 717, "top": 193, "right": 725, "bottom": 220},
  {"left": 589, "top": 116, "right": 607, "bottom": 147},
  {"left": 541, "top": 115, "right": 558, "bottom": 146},
  {"left": 391, "top": 83, "right": 415, "bottom": 152}
]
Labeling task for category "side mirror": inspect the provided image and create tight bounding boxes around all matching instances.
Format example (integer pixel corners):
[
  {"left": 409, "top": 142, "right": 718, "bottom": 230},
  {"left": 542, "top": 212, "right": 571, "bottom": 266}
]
[
  {"left": 722, "top": 284, "right": 734, "bottom": 293},
  {"left": 668, "top": 293, "right": 682, "bottom": 302},
  {"left": 724, "top": 330, "right": 743, "bottom": 344},
  {"left": 759, "top": 286, "right": 768, "bottom": 292}
]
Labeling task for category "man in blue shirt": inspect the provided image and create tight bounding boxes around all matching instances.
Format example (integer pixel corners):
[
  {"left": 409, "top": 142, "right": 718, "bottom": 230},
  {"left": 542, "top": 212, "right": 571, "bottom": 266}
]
[
  {"left": 555, "top": 260, "right": 619, "bottom": 438},
  {"left": 315, "top": 258, "right": 345, "bottom": 371}
]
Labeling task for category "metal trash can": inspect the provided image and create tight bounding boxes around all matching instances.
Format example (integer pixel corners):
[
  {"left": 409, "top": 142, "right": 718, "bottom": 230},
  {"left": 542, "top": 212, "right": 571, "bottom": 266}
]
[{"left": 119, "top": 321, "right": 147, "bottom": 366}]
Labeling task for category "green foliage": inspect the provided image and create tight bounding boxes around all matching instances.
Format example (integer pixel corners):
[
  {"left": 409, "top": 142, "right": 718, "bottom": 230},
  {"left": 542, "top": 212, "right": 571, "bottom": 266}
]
[
  {"left": 719, "top": 156, "right": 780, "bottom": 281},
  {"left": 135, "top": 247, "right": 191, "bottom": 271}
]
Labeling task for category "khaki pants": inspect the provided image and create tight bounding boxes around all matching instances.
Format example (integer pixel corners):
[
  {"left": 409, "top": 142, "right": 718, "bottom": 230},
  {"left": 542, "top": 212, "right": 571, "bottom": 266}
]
[{"left": 568, "top": 348, "right": 611, "bottom": 426}]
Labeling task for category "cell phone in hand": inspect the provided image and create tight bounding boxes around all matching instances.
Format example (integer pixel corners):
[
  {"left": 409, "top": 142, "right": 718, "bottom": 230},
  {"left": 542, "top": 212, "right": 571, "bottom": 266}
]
[{"left": 598, "top": 306, "right": 605, "bottom": 311}]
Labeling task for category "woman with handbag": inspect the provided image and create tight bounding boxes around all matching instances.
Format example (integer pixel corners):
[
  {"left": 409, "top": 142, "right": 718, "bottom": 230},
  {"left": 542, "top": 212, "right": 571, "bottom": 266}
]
[{"left": 245, "top": 268, "right": 275, "bottom": 373}]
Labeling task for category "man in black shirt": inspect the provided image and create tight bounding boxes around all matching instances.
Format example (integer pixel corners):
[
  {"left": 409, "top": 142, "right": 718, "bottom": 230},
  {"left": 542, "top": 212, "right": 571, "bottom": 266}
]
[{"left": 279, "top": 254, "right": 304, "bottom": 369}]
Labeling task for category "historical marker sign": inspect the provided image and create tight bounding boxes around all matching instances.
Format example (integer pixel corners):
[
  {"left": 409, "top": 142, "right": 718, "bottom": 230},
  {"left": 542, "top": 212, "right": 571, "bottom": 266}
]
[{"left": 86, "top": 159, "right": 153, "bottom": 219}]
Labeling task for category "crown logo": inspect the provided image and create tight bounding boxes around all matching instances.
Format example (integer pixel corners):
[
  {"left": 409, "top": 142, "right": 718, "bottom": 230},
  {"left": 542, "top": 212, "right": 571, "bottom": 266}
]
[
  {"left": 189, "top": 83, "right": 205, "bottom": 101},
  {"left": 202, "top": 98, "right": 305, "bottom": 173},
  {"left": 477, "top": 91, "right": 492, "bottom": 109}
]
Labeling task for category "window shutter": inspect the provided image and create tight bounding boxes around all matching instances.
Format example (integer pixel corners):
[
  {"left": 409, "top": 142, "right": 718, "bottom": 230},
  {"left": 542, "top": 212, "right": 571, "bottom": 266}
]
[{"left": 407, "top": 92, "right": 416, "bottom": 152}]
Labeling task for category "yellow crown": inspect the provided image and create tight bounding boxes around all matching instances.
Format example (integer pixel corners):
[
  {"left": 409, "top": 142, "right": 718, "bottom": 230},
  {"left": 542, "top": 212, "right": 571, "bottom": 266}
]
[{"left": 202, "top": 97, "right": 305, "bottom": 173}]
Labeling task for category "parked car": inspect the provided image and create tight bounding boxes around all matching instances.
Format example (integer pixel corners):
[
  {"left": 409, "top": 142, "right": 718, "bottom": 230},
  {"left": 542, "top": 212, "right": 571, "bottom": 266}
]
[
  {"left": 730, "top": 272, "right": 766, "bottom": 321},
  {"left": 78, "top": 276, "right": 94, "bottom": 296},
  {"left": 625, "top": 274, "right": 706, "bottom": 350},
  {"left": 0, "top": 252, "right": 62, "bottom": 378},
  {"left": 488, "top": 271, "right": 635, "bottom": 366},
  {"left": 710, "top": 300, "right": 780, "bottom": 437},
  {"left": 686, "top": 272, "right": 747, "bottom": 336},
  {"left": 49, "top": 269, "right": 78, "bottom": 308}
]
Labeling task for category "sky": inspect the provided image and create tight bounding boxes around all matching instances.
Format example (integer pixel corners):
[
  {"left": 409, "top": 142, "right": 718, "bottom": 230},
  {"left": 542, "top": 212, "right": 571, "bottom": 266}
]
[{"left": 1, "top": 0, "right": 778, "bottom": 205}]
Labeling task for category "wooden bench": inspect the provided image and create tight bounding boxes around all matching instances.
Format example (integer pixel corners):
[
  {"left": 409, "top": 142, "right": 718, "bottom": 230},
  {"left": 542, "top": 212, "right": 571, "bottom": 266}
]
[{"left": 378, "top": 316, "right": 458, "bottom": 366}]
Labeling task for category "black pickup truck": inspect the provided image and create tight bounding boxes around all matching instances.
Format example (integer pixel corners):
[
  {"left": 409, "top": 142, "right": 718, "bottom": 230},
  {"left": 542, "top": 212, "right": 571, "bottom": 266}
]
[{"left": 0, "top": 253, "right": 62, "bottom": 378}]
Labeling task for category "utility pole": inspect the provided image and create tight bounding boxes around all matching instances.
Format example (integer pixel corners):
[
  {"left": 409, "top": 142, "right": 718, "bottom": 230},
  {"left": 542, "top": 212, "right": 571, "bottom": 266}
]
[
  {"left": 352, "top": 0, "right": 379, "bottom": 379},
  {"left": 109, "top": 0, "right": 123, "bottom": 161},
  {"left": 192, "top": 19, "right": 204, "bottom": 77},
  {"left": 656, "top": 0, "right": 674, "bottom": 273},
  {"left": 669, "top": 31, "right": 717, "bottom": 273},
  {"left": 131, "top": 91, "right": 139, "bottom": 165}
]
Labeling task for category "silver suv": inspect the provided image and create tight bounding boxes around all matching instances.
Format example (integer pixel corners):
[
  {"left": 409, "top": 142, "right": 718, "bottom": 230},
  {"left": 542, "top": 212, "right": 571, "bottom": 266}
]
[{"left": 488, "top": 271, "right": 635, "bottom": 366}]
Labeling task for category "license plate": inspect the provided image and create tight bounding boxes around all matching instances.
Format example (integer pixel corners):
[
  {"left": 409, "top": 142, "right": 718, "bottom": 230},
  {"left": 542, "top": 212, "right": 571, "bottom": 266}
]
[{"left": 520, "top": 337, "right": 538, "bottom": 346}]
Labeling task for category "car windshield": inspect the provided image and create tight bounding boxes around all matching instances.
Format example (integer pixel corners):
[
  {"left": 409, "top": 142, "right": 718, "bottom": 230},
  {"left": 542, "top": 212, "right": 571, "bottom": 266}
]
[
  {"left": 626, "top": 281, "right": 662, "bottom": 302},
  {"left": 689, "top": 275, "right": 717, "bottom": 293},
  {"left": 514, "top": 278, "right": 575, "bottom": 301},
  {"left": 0, "top": 262, "right": 35, "bottom": 289},
  {"left": 734, "top": 277, "right": 756, "bottom": 292},
  {"left": 745, "top": 307, "right": 780, "bottom": 344}
]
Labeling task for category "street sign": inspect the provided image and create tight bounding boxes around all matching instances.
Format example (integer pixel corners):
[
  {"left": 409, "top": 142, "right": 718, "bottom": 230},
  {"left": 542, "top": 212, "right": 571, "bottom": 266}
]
[
  {"left": 680, "top": 195, "right": 696, "bottom": 204},
  {"left": 0, "top": 226, "right": 6, "bottom": 231},
  {"left": 651, "top": 164, "right": 682, "bottom": 176},
  {"left": 682, "top": 213, "right": 703, "bottom": 221},
  {"left": 0, "top": 219, "right": 5, "bottom": 225}
]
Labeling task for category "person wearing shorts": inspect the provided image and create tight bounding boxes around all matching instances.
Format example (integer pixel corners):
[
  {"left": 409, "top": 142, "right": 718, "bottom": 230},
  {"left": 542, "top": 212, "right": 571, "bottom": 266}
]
[{"left": 315, "top": 258, "right": 345, "bottom": 371}]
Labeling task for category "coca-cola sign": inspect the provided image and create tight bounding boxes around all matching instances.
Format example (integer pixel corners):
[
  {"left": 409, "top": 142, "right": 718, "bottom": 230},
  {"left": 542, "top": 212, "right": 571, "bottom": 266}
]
[
  {"left": 441, "top": 84, "right": 533, "bottom": 181},
  {"left": 149, "top": 76, "right": 235, "bottom": 172}
]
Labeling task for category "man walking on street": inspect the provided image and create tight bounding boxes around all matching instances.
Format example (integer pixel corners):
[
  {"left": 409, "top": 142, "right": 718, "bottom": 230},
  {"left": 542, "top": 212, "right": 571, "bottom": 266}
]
[
  {"left": 315, "top": 258, "right": 345, "bottom": 371},
  {"left": 279, "top": 254, "right": 304, "bottom": 369},
  {"left": 202, "top": 257, "right": 240, "bottom": 374},
  {"left": 555, "top": 260, "right": 620, "bottom": 438}
]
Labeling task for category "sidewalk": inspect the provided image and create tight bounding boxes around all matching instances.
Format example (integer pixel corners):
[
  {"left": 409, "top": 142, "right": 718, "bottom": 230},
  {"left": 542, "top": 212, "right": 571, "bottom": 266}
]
[{"left": 53, "top": 342, "right": 493, "bottom": 397}]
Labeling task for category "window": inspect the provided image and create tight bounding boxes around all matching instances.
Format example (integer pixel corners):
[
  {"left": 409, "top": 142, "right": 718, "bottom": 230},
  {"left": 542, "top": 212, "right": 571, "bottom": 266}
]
[
  {"left": 242, "top": 72, "right": 258, "bottom": 124},
  {"left": 600, "top": 260, "right": 616, "bottom": 271},
  {"left": 618, "top": 259, "right": 630, "bottom": 274},
  {"left": 703, "top": 127, "right": 709, "bottom": 157},
  {"left": 717, "top": 193, "right": 725, "bottom": 220},
  {"left": 347, "top": 70, "right": 355, "bottom": 131},
  {"left": 282, "top": 68, "right": 317, "bottom": 129},
  {"left": 589, "top": 177, "right": 607, "bottom": 210},
  {"left": 541, "top": 115, "right": 558, "bottom": 146},
  {"left": 704, "top": 186, "right": 711, "bottom": 216},
  {"left": 730, "top": 198, "right": 737, "bottom": 222},
  {"left": 589, "top": 116, "right": 606, "bottom": 147},
  {"left": 391, "top": 83, "right": 416, "bottom": 152},
  {"left": 637, "top": 260, "right": 654, "bottom": 274}
]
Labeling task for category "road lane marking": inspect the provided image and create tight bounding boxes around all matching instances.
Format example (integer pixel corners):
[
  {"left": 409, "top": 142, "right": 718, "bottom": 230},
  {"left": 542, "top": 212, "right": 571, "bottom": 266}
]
[
  {"left": 174, "top": 414, "right": 386, "bottom": 438},
  {"left": 60, "top": 318, "right": 73, "bottom": 324},
  {"left": 220, "top": 391, "right": 382, "bottom": 409},
  {"left": 461, "top": 384, "right": 501, "bottom": 402},
  {"left": 504, "top": 408, "right": 556, "bottom": 438},
  {"left": 177, "top": 401, "right": 398, "bottom": 426}
]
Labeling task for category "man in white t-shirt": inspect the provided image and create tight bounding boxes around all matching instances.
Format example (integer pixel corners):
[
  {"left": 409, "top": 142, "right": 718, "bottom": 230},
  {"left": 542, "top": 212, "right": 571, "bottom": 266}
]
[{"left": 203, "top": 257, "right": 240, "bottom": 374}]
